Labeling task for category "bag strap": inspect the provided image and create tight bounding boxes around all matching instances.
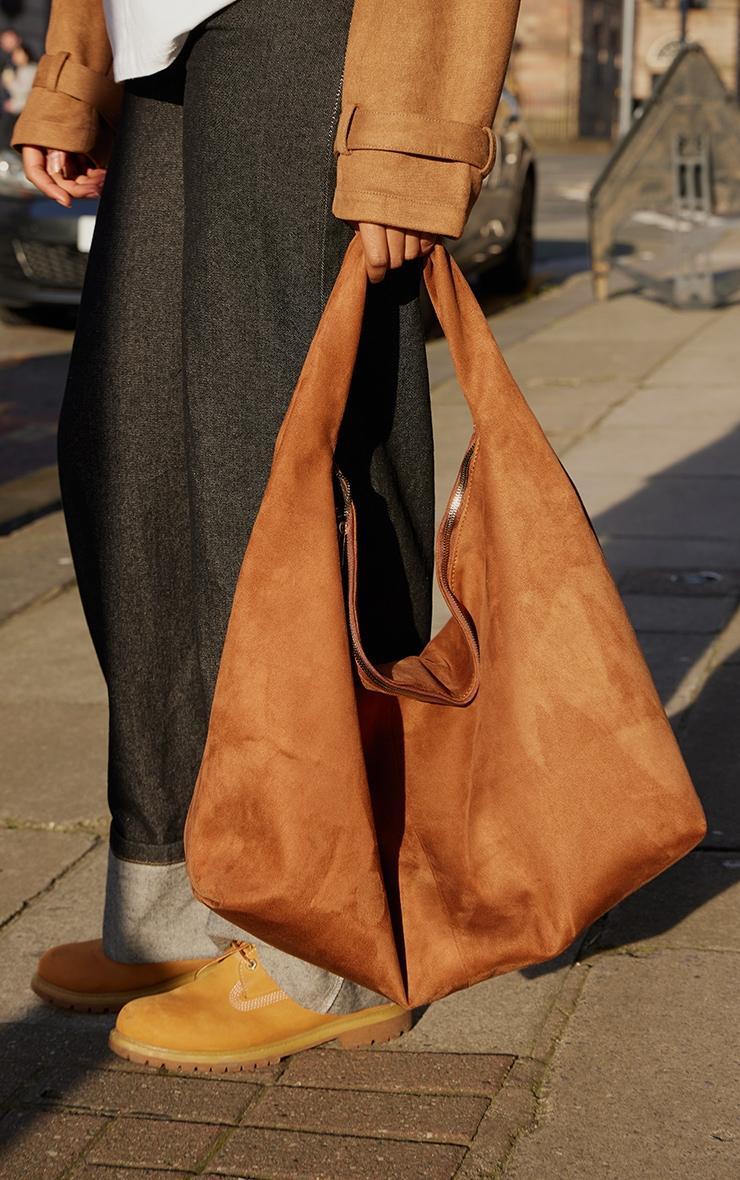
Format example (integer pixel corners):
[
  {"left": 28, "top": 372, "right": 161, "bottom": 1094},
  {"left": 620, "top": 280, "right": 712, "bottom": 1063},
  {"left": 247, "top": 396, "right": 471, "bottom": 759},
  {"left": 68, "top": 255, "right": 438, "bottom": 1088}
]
[
  {"left": 275, "top": 237, "right": 499, "bottom": 453},
  {"left": 278, "top": 236, "right": 498, "bottom": 704},
  {"left": 336, "top": 435, "right": 481, "bottom": 707}
]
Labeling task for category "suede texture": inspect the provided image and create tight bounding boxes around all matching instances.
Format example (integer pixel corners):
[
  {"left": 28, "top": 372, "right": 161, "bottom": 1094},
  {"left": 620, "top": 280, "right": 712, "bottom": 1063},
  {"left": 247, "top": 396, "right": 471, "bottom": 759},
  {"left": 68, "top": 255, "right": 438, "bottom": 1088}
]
[
  {"left": 333, "top": 0, "right": 522, "bottom": 236},
  {"left": 11, "top": 0, "right": 520, "bottom": 237},
  {"left": 184, "top": 239, "right": 707, "bottom": 1010},
  {"left": 115, "top": 950, "right": 401, "bottom": 1055},
  {"left": 37, "top": 939, "right": 209, "bottom": 992}
]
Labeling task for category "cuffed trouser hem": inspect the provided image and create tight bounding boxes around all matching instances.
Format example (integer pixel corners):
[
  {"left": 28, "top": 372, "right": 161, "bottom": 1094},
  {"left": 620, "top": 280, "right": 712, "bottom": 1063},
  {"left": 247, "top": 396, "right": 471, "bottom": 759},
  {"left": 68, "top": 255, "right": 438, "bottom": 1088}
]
[
  {"left": 102, "top": 851, "right": 385, "bottom": 1015},
  {"left": 102, "top": 850, "right": 217, "bottom": 962}
]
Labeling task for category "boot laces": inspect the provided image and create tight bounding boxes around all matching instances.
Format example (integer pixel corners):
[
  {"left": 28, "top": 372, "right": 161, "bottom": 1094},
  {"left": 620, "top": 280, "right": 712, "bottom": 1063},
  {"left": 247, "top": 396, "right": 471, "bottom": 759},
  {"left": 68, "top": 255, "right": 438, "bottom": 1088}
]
[{"left": 194, "top": 939, "right": 258, "bottom": 981}]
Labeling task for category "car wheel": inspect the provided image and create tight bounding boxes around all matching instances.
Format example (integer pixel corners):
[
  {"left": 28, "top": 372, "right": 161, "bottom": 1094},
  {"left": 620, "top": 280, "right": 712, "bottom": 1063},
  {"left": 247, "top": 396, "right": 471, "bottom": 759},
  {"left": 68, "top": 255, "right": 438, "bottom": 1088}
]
[{"left": 497, "top": 169, "right": 535, "bottom": 294}]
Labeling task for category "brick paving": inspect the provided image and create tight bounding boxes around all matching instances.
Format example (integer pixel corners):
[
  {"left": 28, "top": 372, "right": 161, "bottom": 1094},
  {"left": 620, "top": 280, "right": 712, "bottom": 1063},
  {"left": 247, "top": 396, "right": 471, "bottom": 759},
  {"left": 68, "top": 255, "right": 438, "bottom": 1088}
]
[{"left": 0, "top": 1046, "right": 514, "bottom": 1178}]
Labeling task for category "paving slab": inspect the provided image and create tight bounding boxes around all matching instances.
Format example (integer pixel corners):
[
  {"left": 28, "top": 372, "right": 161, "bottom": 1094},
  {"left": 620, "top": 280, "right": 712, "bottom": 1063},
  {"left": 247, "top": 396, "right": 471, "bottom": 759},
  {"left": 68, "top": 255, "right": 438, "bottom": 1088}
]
[
  {"left": 0, "top": 842, "right": 107, "bottom": 1024},
  {"left": 607, "top": 382, "right": 740, "bottom": 428},
  {"left": 523, "top": 378, "right": 633, "bottom": 435},
  {"left": 643, "top": 305, "right": 740, "bottom": 387},
  {"left": 0, "top": 1110, "right": 107, "bottom": 1180},
  {"left": 0, "top": 588, "right": 107, "bottom": 825},
  {"left": 0, "top": 511, "right": 73, "bottom": 624},
  {"left": 506, "top": 338, "right": 685, "bottom": 389},
  {"left": 426, "top": 335, "right": 457, "bottom": 391},
  {"left": 546, "top": 431, "right": 578, "bottom": 457},
  {"left": 709, "top": 602, "right": 740, "bottom": 664},
  {"left": 564, "top": 422, "right": 740, "bottom": 477},
  {"left": 599, "top": 537, "right": 740, "bottom": 579},
  {"left": 208, "top": 1126, "right": 465, "bottom": 1180},
  {"left": 279, "top": 1048, "right": 513, "bottom": 1096},
  {"left": 0, "top": 702, "right": 108, "bottom": 827},
  {"left": 87, "top": 1117, "right": 223, "bottom": 1171},
  {"left": 622, "top": 593, "right": 736, "bottom": 634},
  {"left": 0, "top": 318, "right": 73, "bottom": 365},
  {"left": 0, "top": 587, "right": 103, "bottom": 704},
  {"left": 242, "top": 1085, "right": 488, "bottom": 1144},
  {"left": 71, "top": 1170, "right": 194, "bottom": 1180},
  {"left": 425, "top": 272, "right": 596, "bottom": 392},
  {"left": 431, "top": 373, "right": 466, "bottom": 408},
  {"left": 0, "top": 1015, "right": 114, "bottom": 1077},
  {"left": 618, "top": 568, "right": 740, "bottom": 597},
  {"left": 0, "top": 829, "right": 97, "bottom": 927},
  {"left": 432, "top": 400, "right": 474, "bottom": 493},
  {"left": 19, "top": 1063, "right": 259, "bottom": 1124},
  {"left": 0, "top": 466, "right": 61, "bottom": 531},
  {"left": 0, "top": 350, "right": 69, "bottom": 495},
  {"left": 631, "top": 631, "right": 713, "bottom": 714},
  {"left": 504, "top": 949, "right": 739, "bottom": 1180},
  {"left": 387, "top": 950, "right": 576, "bottom": 1057},
  {"left": 678, "top": 662, "right": 740, "bottom": 848},
  {"left": 591, "top": 851, "right": 740, "bottom": 955},
  {"left": 488, "top": 274, "right": 595, "bottom": 351},
  {"left": 580, "top": 473, "right": 740, "bottom": 540},
  {"left": 524, "top": 293, "right": 711, "bottom": 343}
]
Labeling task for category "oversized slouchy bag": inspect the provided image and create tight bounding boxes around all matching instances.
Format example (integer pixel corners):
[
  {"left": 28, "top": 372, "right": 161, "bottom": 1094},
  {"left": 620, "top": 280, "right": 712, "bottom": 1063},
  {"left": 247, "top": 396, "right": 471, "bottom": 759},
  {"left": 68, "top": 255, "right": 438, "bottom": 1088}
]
[{"left": 184, "top": 238, "right": 706, "bottom": 1008}]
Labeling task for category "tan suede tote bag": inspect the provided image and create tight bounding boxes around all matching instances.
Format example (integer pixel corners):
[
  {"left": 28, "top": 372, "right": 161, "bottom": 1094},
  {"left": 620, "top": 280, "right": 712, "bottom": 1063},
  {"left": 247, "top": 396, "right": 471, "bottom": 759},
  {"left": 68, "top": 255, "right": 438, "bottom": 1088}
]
[{"left": 185, "top": 239, "right": 706, "bottom": 1008}]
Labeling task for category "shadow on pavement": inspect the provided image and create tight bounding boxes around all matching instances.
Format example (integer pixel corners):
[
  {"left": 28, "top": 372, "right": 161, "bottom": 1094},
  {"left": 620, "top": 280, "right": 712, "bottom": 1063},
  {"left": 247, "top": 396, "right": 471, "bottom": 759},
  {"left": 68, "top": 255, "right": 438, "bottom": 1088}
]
[
  {"left": 0, "top": 1015, "right": 116, "bottom": 1166},
  {"left": 0, "top": 353, "right": 68, "bottom": 479},
  {"left": 522, "top": 422, "right": 740, "bottom": 977}
]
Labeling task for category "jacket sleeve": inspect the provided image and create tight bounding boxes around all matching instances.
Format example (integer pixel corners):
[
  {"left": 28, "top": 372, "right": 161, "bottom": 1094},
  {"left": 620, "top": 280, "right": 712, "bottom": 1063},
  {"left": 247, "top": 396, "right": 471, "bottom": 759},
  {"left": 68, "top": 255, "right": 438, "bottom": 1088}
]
[
  {"left": 10, "top": 0, "right": 122, "bottom": 168},
  {"left": 333, "top": 0, "right": 521, "bottom": 239}
]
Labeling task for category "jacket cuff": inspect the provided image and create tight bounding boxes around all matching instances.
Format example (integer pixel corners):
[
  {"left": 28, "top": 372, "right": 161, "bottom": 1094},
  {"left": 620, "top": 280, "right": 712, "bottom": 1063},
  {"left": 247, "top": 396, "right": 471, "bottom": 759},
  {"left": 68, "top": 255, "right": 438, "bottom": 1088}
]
[
  {"left": 11, "top": 50, "right": 122, "bottom": 168},
  {"left": 332, "top": 105, "right": 495, "bottom": 239},
  {"left": 333, "top": 150, "right": 483, "bottom": 239}
]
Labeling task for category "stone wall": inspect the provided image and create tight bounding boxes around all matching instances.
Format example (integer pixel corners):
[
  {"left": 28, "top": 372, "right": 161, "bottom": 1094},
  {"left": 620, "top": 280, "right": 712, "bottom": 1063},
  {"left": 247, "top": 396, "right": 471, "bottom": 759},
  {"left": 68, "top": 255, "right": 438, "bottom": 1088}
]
[{"left": 509, "top": 0, "right": 740, "bottom": 140}]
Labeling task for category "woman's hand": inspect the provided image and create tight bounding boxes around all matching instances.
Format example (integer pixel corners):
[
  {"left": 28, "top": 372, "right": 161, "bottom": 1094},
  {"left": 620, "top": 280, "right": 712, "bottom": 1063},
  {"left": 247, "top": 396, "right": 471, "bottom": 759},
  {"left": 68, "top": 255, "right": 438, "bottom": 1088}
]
[
  {"left": 356, "top": 222, "right": 437, "bottom": 283},
  {"left": 21, "top": 146, "right": 106, "bottom": 207}
]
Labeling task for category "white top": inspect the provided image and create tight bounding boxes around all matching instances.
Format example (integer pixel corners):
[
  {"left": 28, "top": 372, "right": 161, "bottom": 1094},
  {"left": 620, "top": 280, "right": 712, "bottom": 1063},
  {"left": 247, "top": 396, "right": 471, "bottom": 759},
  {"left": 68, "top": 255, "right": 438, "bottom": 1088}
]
[{"left": 103, "top": 1, "right": 228, "bottom": 82}]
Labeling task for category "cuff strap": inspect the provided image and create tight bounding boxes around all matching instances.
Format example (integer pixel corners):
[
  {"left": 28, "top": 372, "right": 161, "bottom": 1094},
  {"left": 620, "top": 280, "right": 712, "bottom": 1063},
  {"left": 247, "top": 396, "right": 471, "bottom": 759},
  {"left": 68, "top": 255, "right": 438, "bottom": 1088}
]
[
  {"left": 334, "top": 105, "right": 495, "bottom": 175},
  {"left": 33, "top": 52, "right": 121, "bottom": 127}
]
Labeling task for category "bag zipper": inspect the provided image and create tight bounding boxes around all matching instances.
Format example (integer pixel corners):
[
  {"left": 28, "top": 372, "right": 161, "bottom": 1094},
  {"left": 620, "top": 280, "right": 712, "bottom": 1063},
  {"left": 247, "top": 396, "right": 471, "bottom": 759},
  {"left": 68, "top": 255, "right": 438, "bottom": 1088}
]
[
  {"left": 335, "top": 435, "right": 480, "bottom": 702},
  {"left": 436, "top": 435, "right": 480, "bottom": 663}
]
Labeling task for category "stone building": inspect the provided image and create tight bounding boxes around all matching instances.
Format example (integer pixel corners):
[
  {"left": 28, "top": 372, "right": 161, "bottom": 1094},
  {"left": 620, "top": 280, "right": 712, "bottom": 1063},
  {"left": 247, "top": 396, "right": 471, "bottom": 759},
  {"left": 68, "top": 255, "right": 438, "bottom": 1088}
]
[{"left": 509, "top": 0, "right": 740, "bottom": 140}]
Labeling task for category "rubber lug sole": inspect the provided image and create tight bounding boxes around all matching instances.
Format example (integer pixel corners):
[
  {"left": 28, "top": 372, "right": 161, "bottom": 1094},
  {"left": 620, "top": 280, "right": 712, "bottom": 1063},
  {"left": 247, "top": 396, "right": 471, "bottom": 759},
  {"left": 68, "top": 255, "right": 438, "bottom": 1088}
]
[
  {"left": 31, "top": 970, "right": 200, "bottom": 1015},
  {"left": 108, "top": 1006, "right": 412, "bottom": 1074}
]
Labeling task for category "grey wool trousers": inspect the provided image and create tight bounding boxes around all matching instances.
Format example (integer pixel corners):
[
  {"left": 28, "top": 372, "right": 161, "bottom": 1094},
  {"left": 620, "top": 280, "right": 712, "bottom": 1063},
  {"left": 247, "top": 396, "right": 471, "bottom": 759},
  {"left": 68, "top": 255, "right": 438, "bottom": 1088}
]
[{"left": 58, "top": 0, "right": 435, "bottom": 1013}]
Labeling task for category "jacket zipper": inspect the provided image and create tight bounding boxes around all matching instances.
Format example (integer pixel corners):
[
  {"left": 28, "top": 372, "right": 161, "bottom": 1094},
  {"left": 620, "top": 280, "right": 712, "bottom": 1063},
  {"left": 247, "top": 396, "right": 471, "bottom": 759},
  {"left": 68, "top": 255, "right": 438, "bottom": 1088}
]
[{"left": 320, "top": 69, "right": 345, "bottom": 304}]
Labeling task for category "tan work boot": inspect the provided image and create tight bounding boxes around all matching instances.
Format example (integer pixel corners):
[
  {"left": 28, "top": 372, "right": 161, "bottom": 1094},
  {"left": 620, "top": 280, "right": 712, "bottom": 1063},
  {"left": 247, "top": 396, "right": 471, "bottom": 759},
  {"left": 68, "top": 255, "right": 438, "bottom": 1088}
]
[
  {"left": 109, "top": 941, "right": 412, "bottom": 1073},
  {"left": 32, "top": 940, "right": 212, "bottom": 1014}
]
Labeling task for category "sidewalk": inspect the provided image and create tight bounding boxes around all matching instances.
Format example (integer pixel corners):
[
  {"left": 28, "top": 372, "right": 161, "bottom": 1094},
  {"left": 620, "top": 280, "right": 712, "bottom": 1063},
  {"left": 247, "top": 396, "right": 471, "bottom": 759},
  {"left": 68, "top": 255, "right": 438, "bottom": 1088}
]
[{"left": 0, "top": 273, "right": 738, "bottom": 1179}]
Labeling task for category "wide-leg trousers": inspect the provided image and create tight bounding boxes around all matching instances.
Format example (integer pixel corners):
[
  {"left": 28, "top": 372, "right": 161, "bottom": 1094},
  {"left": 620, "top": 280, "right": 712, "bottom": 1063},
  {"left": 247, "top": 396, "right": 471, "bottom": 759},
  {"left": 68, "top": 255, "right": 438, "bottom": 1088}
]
[{"left": 58, "top": 0, "right": 435, "bottom": 1013}]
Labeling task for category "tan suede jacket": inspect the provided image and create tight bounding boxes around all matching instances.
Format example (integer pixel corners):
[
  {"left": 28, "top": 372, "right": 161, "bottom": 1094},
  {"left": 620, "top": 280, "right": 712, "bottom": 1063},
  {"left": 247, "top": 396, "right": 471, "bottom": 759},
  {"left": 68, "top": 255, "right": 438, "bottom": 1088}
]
[{"left": 11, "top": 0, "right": 520, "bottom": 239}]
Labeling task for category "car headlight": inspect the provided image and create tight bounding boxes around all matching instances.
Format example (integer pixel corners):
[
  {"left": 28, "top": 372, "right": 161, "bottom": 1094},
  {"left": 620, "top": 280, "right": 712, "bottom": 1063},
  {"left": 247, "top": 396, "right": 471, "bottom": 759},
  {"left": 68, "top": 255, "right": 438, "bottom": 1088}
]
[{"left": 0, "top": 149, "right": 36, "bottom": 197}]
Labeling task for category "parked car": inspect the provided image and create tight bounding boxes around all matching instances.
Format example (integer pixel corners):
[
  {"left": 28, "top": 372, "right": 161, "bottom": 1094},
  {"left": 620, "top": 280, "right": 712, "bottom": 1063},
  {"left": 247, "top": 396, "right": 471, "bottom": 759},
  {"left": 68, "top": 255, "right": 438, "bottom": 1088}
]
[
  {"left": 0, "top": 89, "right": 534, "bottom": 320},
  {"left": 450, "top": 88, "right": 536, "bottom": 292},
  {"left": 0, "top": 146, "right": 97, "bottom": 317}
]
